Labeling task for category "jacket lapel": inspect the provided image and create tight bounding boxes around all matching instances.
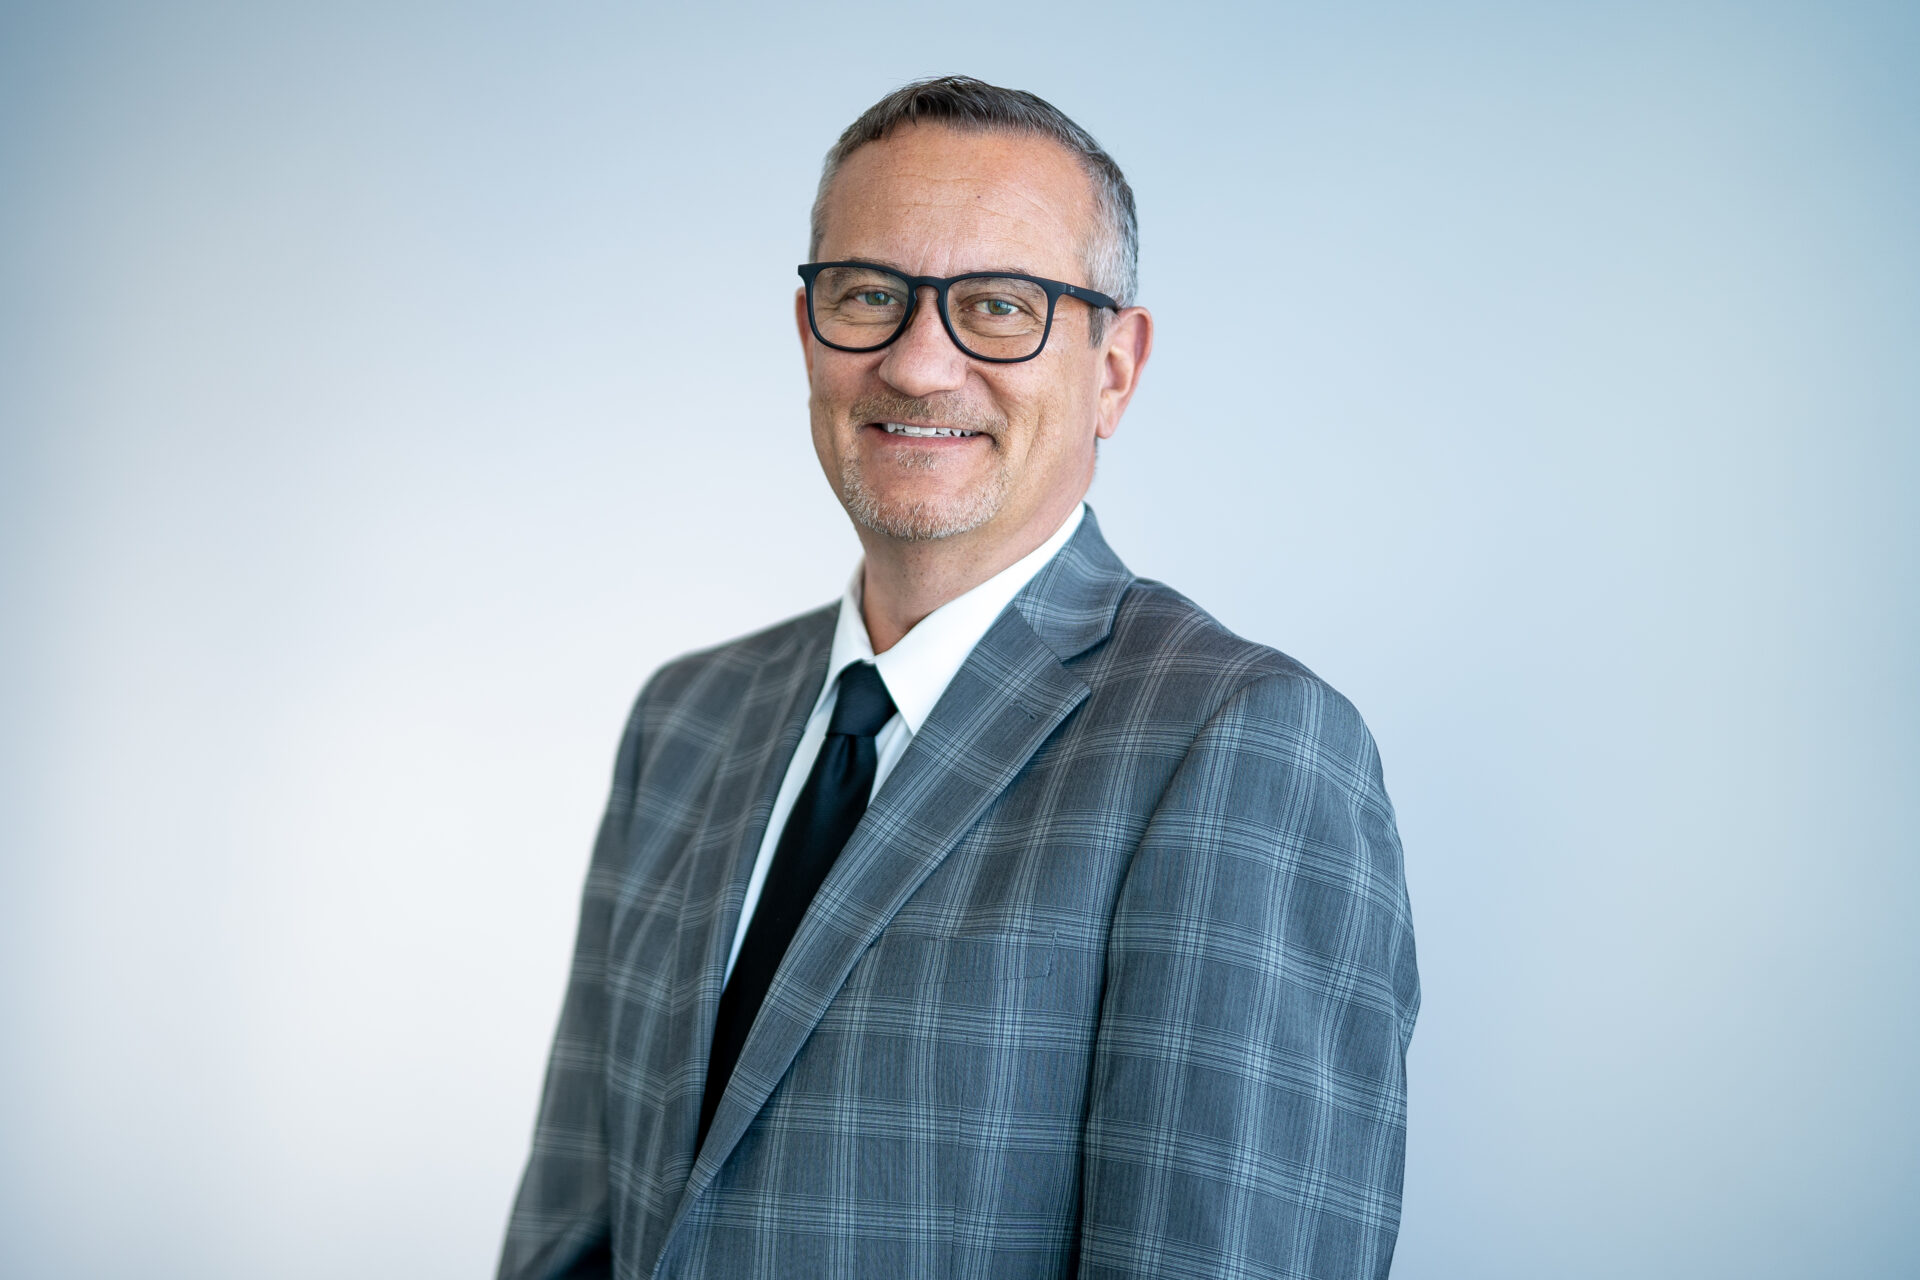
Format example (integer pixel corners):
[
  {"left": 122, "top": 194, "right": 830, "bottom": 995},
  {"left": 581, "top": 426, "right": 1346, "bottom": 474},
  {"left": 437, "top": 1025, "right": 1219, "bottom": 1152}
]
[
  {"left": 660, "top": 609, "right": 833, "bottom": 1167},
  {"left": 677, "top": 509, "right": 1135, "bottom": 1202}
]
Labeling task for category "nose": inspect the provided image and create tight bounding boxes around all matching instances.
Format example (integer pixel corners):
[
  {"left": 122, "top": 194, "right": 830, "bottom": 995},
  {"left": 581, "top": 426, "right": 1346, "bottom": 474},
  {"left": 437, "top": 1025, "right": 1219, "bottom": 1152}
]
[{"left": 874, "top": 285, "right": 970, "bottom": 398}]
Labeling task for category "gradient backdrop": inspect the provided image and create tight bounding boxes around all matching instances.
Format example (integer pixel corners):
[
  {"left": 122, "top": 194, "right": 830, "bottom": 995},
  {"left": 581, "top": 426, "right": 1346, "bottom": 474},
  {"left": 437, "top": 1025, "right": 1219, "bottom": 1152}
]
[{"left": 3, "top": 3, "right": 1915, "bottom": 1276}]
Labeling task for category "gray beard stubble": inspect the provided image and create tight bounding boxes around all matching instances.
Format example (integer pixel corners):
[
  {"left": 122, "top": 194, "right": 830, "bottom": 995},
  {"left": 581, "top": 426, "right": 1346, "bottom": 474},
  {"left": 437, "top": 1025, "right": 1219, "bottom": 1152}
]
[{"left": 835, "top": 393, "right": 1010, "bottom": 542}]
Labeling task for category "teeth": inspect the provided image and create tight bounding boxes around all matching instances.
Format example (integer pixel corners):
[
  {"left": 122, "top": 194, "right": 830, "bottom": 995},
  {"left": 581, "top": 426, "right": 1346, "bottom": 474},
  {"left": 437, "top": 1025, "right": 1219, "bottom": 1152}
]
[{"left": 883, "top": 422, "right": 978, "bottom": 438}]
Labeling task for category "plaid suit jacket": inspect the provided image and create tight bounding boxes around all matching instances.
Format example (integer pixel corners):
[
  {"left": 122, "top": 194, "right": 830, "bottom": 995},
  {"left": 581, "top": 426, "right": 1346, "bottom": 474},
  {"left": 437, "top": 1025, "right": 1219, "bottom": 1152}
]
[{"left": 500, "top": 509, "right": 1419, "bottom": 1280}]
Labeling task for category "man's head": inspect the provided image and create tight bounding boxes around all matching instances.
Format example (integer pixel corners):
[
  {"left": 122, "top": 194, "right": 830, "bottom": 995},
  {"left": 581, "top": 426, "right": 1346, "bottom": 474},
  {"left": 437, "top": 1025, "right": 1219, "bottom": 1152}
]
[
  {"left": 799, "top": 76, "right": 1152, "bottom": 557},
  {"left": 810, "top": 79, "right": 1139, "bottom": 328}
]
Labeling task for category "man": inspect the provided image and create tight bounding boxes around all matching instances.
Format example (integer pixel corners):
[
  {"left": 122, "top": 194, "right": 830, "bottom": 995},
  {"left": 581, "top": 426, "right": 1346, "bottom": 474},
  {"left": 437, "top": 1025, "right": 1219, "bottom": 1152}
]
[{"left": 500, "top": 76, "right": 1418, "bottom": 1280}]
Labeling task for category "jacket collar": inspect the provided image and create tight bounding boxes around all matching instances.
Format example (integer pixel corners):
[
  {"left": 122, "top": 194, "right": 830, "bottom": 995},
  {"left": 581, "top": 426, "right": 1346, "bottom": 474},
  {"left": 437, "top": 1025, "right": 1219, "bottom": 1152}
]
[{"left": 1007, "top": 504, "right": 1135, "bottom": 663}]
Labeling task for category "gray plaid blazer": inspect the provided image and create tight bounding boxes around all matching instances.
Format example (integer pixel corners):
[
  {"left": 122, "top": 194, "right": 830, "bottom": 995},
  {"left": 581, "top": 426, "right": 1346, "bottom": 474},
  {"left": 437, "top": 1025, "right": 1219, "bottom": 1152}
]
[{"left": 500, "top": 510, "right": 1419, "bottom": 1280}]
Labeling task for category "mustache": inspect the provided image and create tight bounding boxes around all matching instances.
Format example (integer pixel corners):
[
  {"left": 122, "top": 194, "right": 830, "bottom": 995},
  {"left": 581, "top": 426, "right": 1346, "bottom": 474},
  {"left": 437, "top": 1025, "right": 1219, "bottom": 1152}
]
[{"left": 848, "top": 393, "right": 1004, "bottom": 437}]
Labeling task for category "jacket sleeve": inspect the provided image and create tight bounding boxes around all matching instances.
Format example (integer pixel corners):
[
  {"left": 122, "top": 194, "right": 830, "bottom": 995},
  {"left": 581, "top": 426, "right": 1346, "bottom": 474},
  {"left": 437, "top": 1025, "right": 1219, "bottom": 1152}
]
[
  {"left": 496, "top": 694, "right": 651, "bottom": 1280},
  {"left": 1077, "top": 672, "right": 1420, "bottom": 1280}
]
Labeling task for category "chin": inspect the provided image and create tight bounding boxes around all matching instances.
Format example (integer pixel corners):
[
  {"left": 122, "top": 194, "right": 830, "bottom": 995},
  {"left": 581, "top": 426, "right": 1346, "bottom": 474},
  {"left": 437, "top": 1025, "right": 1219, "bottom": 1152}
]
[{"left": 839, "top": 475, "right": 1006, "bottom": 543}]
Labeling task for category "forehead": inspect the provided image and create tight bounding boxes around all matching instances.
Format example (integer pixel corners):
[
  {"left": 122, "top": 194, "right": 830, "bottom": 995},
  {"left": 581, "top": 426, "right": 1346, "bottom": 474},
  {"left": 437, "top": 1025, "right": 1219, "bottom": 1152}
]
[{"left": 816, "top": 124, "right": 1096, "bottom": 279}]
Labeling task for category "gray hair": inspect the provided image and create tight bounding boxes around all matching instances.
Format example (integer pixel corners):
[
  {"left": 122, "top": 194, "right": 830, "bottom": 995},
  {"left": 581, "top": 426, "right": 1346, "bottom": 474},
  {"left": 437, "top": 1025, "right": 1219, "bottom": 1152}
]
[{"left": 809, "top": 76, "right": 1139, "bottom": 331}]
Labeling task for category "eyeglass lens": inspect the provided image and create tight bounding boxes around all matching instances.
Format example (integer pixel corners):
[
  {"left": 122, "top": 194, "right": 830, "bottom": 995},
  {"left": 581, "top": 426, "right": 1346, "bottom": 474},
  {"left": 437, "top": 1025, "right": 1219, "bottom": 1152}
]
[{"left": 810, "top": 266, "right": 1052, "bottom": 360}]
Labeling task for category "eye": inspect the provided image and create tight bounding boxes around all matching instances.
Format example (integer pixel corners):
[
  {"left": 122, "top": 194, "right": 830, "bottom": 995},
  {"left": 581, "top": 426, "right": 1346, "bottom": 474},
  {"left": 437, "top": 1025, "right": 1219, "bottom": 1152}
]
[{"left": 853, "top": 289, "right": 900, "bottom": 307}]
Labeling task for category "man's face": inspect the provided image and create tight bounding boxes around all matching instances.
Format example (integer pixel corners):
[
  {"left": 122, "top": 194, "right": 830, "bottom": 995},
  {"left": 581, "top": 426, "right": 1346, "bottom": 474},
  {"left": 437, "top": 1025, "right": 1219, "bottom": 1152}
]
[{"left": 802, "top": 124, "right": 1137, "bottom": 552}]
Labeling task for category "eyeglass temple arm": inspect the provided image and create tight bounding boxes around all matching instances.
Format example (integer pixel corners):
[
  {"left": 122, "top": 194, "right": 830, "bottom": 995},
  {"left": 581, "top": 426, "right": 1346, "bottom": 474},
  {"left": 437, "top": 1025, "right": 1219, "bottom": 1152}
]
[{"left": 1060, "top": 283, "right": 1121, "bottom": 311}]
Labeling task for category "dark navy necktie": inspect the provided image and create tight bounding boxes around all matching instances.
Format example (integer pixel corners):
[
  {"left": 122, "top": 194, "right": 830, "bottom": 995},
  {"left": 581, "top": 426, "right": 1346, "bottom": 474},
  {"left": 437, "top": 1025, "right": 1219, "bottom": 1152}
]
[{"left": 699, "top": 660, "right": 896, "bottom": 1146}]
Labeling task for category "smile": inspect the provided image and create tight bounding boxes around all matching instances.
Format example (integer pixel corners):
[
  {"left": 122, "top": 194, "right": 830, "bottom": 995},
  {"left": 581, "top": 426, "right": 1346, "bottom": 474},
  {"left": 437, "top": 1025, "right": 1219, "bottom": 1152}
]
[{"left": 880, "top": 422, "right": 980, "bottom": 438}]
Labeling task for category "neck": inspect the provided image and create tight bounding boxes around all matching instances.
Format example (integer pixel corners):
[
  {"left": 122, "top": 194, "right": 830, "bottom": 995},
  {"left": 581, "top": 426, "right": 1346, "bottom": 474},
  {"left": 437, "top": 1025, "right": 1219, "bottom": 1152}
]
[{"left": 856, "top": 496, "right": 1080, "bottom": 654}]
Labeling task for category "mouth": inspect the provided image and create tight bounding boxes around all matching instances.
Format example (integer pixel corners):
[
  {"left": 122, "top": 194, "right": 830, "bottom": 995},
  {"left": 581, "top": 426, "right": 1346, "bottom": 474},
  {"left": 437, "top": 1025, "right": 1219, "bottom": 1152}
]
[{"left": 874, "top": 421, "right": 983, "bottom": 439}]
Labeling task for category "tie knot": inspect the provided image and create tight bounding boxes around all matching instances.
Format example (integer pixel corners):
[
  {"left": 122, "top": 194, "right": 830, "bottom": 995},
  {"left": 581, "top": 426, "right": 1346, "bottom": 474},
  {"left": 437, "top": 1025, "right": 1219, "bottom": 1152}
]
[{"left": 828, "top": 661, "right": 896, "bottom": 738}]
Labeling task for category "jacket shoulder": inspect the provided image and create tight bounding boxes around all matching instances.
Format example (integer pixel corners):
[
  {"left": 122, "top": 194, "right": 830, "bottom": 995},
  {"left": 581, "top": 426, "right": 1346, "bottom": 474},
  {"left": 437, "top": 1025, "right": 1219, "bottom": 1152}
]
[
  {"left": 629, "top": 603, "right": 835, "bottom": 732},
  {"left": 1093, "top": 578, "right": 1381, "bottom": 770},
  {"left": 1101, "top": 578, "right": 1336, "bottom": 700}
]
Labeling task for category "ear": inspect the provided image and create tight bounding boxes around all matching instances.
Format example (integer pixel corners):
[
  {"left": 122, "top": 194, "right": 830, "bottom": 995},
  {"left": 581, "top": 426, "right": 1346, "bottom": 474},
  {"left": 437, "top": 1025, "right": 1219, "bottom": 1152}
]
[
  {"left": 795, "top": 286, "right": 815, "bottom": 379},
  {"left": 1095, "top": 306, "right": 1154, "bottom": 440}
]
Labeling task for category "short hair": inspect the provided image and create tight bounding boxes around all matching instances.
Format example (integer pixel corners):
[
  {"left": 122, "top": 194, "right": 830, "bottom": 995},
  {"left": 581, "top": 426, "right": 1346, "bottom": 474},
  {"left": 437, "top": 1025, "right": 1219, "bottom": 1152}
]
[{"left": 809, "top": 76, "right": 1139, "bottom": 335}]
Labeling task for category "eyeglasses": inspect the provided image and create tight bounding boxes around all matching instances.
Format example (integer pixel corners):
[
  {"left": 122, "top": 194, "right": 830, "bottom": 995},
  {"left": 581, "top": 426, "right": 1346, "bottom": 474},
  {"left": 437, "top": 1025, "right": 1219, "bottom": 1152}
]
[{"left": 798, "top": 261, "right": 1120, "bottom": 364}]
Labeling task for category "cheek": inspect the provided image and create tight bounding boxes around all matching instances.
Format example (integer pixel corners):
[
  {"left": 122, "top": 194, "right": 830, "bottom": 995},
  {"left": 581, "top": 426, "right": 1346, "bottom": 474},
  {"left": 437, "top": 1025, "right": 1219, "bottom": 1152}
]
[
  {"left": 1007, "top": 368, "right": 1095, "bottom": 452},
  {"left": 806, "top": 385, "right": 842, "bottom": 464},
  {"left": 805, "top": 384, "right": 847, "bottom": 450},
  {"left": 811, "top": 354, "right": 876, "bottom": 414}
]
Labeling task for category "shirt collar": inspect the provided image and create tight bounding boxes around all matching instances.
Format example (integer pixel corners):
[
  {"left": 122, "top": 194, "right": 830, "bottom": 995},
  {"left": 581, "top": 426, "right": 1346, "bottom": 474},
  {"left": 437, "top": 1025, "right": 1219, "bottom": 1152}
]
[{"left": 820, "top": 502, "right": 1085, "bottom": 735}]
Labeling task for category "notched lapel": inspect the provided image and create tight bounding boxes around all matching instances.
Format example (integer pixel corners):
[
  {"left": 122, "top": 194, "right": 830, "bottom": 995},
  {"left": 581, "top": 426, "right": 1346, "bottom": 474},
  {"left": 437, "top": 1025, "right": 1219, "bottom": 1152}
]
[
  {"left": 681, "top": 605, "right": 1090, "bottom": 1194},
  {"left": 656, "top": 612, "right": 831, "bottom": 1171}
]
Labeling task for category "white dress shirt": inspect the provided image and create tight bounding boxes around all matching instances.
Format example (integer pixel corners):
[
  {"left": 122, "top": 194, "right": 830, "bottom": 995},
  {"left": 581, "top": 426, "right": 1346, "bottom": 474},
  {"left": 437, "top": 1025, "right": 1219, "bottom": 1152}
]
[{"left": 721, "top": 503, "right": 1086, "bottom": 984}]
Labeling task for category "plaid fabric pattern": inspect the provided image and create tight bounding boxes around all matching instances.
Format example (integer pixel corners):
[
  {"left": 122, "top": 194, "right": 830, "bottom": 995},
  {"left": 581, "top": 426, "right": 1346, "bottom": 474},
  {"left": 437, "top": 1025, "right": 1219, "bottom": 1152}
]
[{"left": 499, "top": 510, "right": 1419, "bottom": 1280}]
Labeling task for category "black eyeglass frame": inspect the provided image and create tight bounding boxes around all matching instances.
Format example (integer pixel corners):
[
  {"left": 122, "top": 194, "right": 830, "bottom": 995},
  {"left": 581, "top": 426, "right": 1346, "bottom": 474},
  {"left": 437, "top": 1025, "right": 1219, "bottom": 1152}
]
[{"left": 797, "top": 261, "right": 1121, "bottom": 365}]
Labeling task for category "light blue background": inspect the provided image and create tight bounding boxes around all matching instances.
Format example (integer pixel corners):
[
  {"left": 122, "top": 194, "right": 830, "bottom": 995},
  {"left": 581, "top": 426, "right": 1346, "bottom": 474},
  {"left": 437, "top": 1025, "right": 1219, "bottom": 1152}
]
[{"left": 3, "top": 3, "right": 1915, "bottom": 1276}]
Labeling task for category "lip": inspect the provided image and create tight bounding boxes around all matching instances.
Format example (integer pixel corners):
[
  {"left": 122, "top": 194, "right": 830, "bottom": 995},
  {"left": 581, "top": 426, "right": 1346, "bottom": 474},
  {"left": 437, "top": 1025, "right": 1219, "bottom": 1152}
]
[{"left": 864, "top": 420, "right": 991, "bottom": 443}]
